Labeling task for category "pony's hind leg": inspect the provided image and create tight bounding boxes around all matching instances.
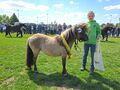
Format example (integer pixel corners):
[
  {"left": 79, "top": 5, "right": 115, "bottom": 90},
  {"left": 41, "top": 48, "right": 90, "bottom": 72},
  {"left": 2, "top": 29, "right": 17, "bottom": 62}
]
[
  {"left": 33, "top": 56, "right": 38, "bottom": 72},
  {"left": 32, "top": 49, "right": 40, "bottom": 72},
  {"left": 26, "top": 45, "right": 39, "bottom": 71},
  {"left": 26, "top": 43, "right": 34, "bottom": 70}
]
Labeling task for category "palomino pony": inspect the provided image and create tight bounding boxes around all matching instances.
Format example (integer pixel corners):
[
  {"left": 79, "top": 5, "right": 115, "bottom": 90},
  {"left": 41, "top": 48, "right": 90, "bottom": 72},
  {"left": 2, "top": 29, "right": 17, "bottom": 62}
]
[
  {"left": 26, "top": 24, "right": 88, "bottom": 76},
  {"left": 5, "top": 23, "right": 26, "bottom": 37}
]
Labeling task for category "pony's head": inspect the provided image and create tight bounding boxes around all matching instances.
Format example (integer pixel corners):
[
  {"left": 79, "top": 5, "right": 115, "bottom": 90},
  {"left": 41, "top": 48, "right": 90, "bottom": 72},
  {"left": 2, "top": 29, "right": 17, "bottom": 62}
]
[{"left": 73, "top": 23, "right": 88, "bottom": 41}]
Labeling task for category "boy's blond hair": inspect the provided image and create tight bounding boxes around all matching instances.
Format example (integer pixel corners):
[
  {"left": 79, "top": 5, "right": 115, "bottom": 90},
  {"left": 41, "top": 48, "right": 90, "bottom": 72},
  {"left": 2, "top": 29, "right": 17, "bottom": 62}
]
[{"left": 87, "top": 11, "right": 95, "bottom": 16}]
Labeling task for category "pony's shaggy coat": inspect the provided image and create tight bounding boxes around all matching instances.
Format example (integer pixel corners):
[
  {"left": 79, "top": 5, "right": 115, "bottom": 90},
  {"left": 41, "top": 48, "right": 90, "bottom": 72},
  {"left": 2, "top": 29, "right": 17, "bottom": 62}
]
[{"left": 26, "top": 24, "right": 88, "bottom": 76}]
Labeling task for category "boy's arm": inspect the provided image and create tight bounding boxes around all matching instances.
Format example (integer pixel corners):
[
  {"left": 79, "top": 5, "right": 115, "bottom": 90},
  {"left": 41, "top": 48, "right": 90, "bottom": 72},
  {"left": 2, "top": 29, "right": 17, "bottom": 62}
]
[{"left": 96, "top": 23, "right": 101, "bottom": 39}]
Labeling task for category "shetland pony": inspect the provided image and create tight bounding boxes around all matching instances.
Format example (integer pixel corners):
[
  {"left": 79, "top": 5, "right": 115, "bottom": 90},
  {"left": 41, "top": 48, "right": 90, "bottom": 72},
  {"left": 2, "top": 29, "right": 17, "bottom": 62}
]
[
  {"left": 101, "top": 24, "right": 113, "bottom": 41},
  {"left": 5, "top": 23, "right": 26, "bottom": 37},
  {"left": 26, "top": 24, "right": 88, "bottom": 76}
]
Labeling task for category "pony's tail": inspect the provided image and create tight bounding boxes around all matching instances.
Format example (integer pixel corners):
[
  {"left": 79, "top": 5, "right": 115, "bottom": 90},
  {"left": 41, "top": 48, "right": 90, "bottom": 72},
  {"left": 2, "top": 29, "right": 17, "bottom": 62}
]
[{"left": 26, "top": 42, "right": 34, "bottom": 68}]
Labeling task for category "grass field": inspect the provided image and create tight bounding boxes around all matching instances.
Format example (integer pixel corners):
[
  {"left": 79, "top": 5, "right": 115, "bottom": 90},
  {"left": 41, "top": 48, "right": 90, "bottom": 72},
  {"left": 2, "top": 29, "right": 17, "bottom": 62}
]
[{"left": 0, "top": 33, "right": 120, "bottom": 90}]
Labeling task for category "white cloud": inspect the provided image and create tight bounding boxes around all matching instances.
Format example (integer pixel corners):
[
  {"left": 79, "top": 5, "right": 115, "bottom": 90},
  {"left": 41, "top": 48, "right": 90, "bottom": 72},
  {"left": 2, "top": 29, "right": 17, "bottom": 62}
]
[
  {"left": 36, "top": 5, "right": 49, "bottom": 12},
  {"left": 20, "top": 14, "right": 48, "bottom": 23},
  {"left": 64, "top": 12, "right": 87, "bottom": 18},
  {"left": 97, "top": 0, "right": 110, "bottom": 2},
  {"left": 104, "top": 4, "right": 120, "bottom": 10},
  {"left": 102, "top": 14, "right": 120, "bottom": 24},
  {"left": 0, "top": 0, "right": 49, "bottom": 12},
  {"left": 55, "top": 12, "right": 87, "bottom": 25},
  {"left": 53, "top": 4, "right": 64, "bottom": 9},
  {"left": 104, "top": 14, "right": 119, "bottom": 18},
  {"left": 69, "top": 1, "right": 75, "bottom": 4},
  {"left": 105, "top": 0, "right": 110, "bottom": 1},
  {"left": 69, "top": 1, "right": 79, "bottom": 6},
  {"left": 34, "top": 11, "right": 87, "bottom": 25},
  {"left": 98, "top": 0, "right": 102, "bottom": 2}
]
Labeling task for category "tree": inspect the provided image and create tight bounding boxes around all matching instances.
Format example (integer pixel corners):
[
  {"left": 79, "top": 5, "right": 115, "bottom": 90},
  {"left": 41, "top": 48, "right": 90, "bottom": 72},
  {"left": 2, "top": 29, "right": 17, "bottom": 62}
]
[
  {"left": 9, "top": 13, "right": 19, "bottom": 25},
  {"left": 0, "top": 15, "right": 10, "bottom": 24}
]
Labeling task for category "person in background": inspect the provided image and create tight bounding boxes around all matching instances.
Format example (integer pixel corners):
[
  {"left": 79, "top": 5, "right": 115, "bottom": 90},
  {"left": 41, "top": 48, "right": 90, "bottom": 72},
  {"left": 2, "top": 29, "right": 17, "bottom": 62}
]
[
  {"left": 80, "top": 11, "right": 101, "bottom": 74},
  {"left": 117, "top": 27, "right": 120, "bottom": 37}
]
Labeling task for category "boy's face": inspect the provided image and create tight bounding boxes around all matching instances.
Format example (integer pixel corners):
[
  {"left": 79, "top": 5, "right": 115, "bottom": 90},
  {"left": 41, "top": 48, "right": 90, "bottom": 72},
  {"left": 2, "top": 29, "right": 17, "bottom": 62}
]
[{"left": 88, "top": 14, "right": 94, "bottom": 21}]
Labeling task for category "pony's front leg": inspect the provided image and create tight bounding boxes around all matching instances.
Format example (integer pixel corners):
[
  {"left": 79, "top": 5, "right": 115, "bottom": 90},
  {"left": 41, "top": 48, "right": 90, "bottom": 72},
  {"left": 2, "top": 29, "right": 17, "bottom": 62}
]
[
  {"left": 102, "top": 34, "right": 105, "bottom": 41},
  {"left": 5, "top": 31, "right": 8, "bottom": 37},
  {"left": 21, "top": 32, "right": 23, "bottom": 37},
  {"left": 16, "top": 32, "right": 19, "bottom": 37},
  {"left": 62, "top": 56, "right": 67, "bottom": 76},
  {"left": 106, "top": 34, "right": 108, "bottom": 41},
  {"left": 19, "top": 31, "right": 23, "bottom": 37},
  {"left": 9, "top": 32, "right": 12, "bottom": 37}
]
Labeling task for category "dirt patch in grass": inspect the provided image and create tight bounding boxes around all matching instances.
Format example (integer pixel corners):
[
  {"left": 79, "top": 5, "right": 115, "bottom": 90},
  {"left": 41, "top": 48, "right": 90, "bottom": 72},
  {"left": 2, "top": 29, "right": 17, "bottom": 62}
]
[{"left": 1, "top": 76, "right": 15, "bottom": 86}]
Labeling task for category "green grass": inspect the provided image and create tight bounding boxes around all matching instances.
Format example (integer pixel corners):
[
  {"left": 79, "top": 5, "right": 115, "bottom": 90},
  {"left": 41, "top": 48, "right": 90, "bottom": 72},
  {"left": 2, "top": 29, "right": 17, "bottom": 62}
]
[{"left": 0, "top": 33, "right": 120, "bottom": 90}]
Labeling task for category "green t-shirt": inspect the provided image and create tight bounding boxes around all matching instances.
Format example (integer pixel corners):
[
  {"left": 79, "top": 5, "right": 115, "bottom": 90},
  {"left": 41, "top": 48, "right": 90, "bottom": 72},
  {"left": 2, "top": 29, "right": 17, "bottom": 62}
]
[{"left": 85, "top": 20, "right": 101, "bottom": 44}]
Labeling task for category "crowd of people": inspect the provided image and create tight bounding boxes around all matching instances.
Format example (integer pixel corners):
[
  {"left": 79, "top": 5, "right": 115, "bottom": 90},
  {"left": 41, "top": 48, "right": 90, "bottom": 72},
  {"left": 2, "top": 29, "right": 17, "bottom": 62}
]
[
  {"left": 23, "top": 22, "right": 72, "bottom": 34},
  {"left": 0, "top": 22, "right": 72, "bottom": 35},
  {"left": 0, "top": 22, "right": 120, "bottom": 37},
  {"left": 109, "top": 27, "right": 120, "bottom": 37}
]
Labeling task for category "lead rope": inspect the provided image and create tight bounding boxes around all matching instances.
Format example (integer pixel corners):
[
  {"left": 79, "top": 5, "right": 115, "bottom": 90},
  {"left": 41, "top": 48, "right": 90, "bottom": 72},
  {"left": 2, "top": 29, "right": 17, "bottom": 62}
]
[
  {"left": 74, "top": 40, "right": 81, "bottom": 56},
  {"left": 74, "top": 40, "right": 80, "bottom": 51}
]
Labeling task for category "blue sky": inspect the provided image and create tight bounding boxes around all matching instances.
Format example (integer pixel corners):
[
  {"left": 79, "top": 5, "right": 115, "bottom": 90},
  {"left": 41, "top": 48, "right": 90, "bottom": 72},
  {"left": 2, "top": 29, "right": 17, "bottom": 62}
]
[{"left": 0, "top": 0, "right": 120, "bottom": 25}]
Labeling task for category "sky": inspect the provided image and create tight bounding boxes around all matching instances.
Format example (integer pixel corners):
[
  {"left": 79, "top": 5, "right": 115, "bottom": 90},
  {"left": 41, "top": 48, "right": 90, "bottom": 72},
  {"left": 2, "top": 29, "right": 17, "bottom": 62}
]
[{"left": 0, "top": 0, "right": 120, "bottom": 25}]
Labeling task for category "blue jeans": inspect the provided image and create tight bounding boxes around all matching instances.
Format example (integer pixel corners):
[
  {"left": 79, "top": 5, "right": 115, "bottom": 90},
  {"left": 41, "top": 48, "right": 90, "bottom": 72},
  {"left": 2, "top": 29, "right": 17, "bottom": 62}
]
[{"left": 82, "top": 43, "right": 96, "bottom": 69}]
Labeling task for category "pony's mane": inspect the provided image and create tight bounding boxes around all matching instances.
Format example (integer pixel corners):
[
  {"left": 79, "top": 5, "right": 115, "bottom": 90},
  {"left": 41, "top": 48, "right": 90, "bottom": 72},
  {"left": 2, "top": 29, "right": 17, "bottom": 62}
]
[
  {"left": 61, "top": 26, "right": 76, "bottom": 44},
  {"left": 61, "top": 23, "right": 86, "bottom": 40},
  {"left": 61, "top": 23, "right": 87, "bottom": 45}
]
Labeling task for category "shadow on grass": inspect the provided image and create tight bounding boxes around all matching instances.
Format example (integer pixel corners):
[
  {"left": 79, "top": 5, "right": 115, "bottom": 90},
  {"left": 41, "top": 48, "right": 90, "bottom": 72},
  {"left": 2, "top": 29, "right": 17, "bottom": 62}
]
[
  {"left": 101, "top": 40, "right": 117, "bottom": 43},
  {"left": 85, "top": 72, "right": 120, "bottom": 90},
  {"left": 27, "top": 71, "right": 120, "bottom": 90},
  {"left": 5, "top": 36, "right": 23, "bottom": 38}
]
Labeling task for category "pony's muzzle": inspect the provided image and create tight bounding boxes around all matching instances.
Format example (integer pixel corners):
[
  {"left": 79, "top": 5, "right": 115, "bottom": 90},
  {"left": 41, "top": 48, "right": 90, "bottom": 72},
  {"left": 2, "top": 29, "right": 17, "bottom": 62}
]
[{"left": 79, "top": 34, "right": 88, "bottom": 41}]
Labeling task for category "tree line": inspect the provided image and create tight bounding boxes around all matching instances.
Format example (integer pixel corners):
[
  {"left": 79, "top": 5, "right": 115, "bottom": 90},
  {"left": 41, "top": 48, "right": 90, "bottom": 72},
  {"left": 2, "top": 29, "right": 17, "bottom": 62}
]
[{"left": 0, "top": 13, "right": 19, "bottom": 25}]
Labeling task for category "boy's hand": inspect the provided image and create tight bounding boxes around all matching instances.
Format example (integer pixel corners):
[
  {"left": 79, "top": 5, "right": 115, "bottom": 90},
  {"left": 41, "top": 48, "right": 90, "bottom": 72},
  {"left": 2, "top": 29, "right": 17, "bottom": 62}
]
[{"left": 97, "top": 35, "right": 101, "bottom": 42}]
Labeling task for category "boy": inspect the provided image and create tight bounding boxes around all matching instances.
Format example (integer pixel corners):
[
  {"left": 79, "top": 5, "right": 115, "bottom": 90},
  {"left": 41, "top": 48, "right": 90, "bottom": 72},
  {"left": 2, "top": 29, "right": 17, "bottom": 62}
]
[{"left": 81, "top": 11, "right": 101, "bottom": 74}]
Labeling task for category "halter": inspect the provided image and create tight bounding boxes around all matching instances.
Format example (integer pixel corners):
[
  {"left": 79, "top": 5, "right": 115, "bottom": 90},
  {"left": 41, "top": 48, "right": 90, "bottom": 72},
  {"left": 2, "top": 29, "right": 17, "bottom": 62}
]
[
  {"left": 60, "top": 28, "right": 83, "bottom": 58},
  {"left": 61, "top": 34, "right": 72, "bottom": 59}
]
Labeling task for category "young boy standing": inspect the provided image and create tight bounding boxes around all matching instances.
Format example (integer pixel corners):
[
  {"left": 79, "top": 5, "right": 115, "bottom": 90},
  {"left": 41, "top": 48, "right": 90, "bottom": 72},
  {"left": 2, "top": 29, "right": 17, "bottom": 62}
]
[{"left": 81, "top": 11, "right": 101, "bottom": 74}]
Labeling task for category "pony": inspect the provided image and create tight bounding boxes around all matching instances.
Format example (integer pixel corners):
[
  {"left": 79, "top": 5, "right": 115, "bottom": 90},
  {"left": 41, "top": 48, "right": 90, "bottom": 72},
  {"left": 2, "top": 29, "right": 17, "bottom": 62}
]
[
  {"left": 26, "top": 24, "right": 88, "bottom": 76},
  {"left": 101, "top": 24, "right": 113, "bottom": 41},
  {"left": 5, "top": 23, "right": 26, "bottom": 37}
]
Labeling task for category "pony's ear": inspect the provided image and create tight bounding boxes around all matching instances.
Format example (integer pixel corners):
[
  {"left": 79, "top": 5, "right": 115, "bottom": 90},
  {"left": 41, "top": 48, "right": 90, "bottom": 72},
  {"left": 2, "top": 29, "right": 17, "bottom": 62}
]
[
  {"left": 71, "top": 25, "right": 77, "bottom": 36},
  {"left": 79, "top": 23, "right": 87, "bottom": 31}
]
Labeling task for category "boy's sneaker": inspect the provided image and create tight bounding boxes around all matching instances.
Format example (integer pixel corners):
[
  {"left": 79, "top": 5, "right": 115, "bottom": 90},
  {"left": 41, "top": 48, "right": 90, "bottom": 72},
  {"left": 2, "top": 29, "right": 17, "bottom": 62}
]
[
  {"left": 80, "top": 66, "right": 86, "bottom": 71},
  {"left": 89, "top": 68, "right": 94, "bottom": 74}
]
